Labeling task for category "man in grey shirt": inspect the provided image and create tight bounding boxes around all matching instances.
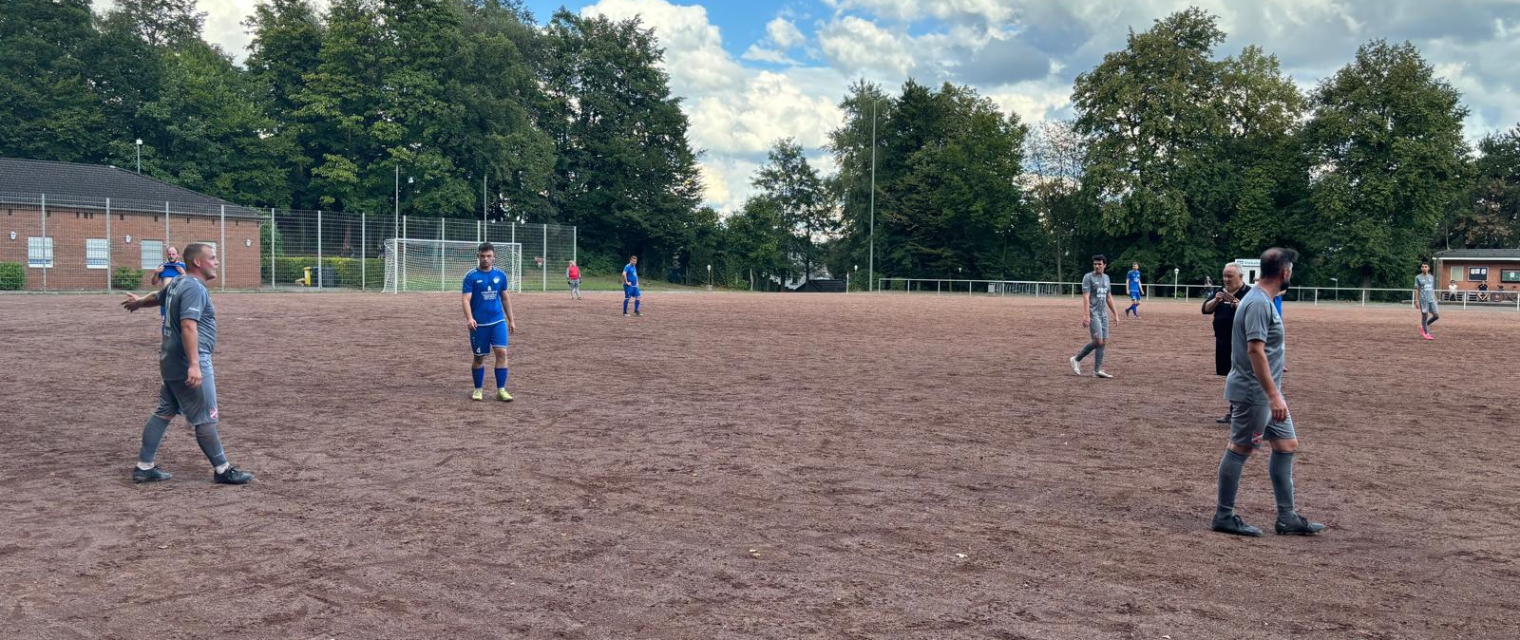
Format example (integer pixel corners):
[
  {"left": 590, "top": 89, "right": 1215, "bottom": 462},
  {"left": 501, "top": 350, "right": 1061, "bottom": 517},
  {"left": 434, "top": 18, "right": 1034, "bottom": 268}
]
[
  {"left": 1414, "top": 262, "right": 1440, "bottom": 340},
  {"left": 122, "top": 243, "right": 254, "bottom": 485},
  {"left": 1211, "top": 247, "right": 1323, "bottom": 537},
  {"left": 1069, "top": 254, "right": 1120, "bottom": 378}
]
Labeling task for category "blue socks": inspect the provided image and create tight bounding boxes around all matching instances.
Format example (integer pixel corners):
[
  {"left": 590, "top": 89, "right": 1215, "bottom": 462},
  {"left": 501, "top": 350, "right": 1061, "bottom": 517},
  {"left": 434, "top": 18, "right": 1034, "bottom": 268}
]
[
  {"left": 634, "top": 299, "right": 641, "bottom": 313},
  {"left": 623, "top": 298, "right": 630, "bottom": 314},
  {"left": 472, "top": 367, "right": 485, "bottom": 390},
  {"left": 495, "top": 367, "right": 508, "bottom": 389}
]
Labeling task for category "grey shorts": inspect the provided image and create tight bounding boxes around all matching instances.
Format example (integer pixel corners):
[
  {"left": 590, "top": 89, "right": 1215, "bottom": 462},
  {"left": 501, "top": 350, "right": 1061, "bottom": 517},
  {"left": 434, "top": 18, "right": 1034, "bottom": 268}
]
[
  {"left": 1421, "top": 299, "right": 1439, "bottom": 313},
  {"left": 569, "top": 279, "right": 581, "bottom": 290},
  {"left": 155, "top": 364, "right": 218, "bottom": 426},
  {"left": 1089, "top": 311, "right": 1110, "bottom": 340},
  {"left": 1228, "top": 400, "right": 1295, "bottom": 448}
]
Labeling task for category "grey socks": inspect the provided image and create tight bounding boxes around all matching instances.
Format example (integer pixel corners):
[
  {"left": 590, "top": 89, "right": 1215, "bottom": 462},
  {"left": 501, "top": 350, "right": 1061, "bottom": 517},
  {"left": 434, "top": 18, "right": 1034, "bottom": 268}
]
[
  {"left": 1094, "top": 347, "right": 1106, "bottom": 372},
  {"left": 138, "top": 415, "right": 173, "bottom": 466},
  {"left": 1270, "top": 451, "right": 1296, "bottom": 517},
  {"left": 194, "top": 423, "right": 228, "bottom": 469},
  {"left": 1076, "top": 342, "right": 1097, "bottom": 361},
  {"left": 1216, "top": 449, "right": 1249, "bottom": 517}
]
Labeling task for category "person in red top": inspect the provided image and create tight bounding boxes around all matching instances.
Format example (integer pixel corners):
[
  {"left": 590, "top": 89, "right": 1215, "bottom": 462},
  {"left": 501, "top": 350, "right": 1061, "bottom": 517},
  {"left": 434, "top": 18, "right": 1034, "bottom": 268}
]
[{"left": 566, "top": 260, "right": 582, "bottom": 300}]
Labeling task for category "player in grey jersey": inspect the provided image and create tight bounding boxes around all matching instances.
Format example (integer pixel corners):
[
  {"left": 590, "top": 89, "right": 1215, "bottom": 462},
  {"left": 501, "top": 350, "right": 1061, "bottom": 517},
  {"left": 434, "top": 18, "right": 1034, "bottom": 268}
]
[
  {"left": 1210, "top": 247, "right": 1324, "bottom": 537},
  {"left": 1415, "top": 262, "right": 1440, "bottom": 340},
  {"left": 121, "top": 243, "right": 254, "bottom": 485},
  {"left": 1069, "top": 254, "right": 1120, "bottom": 378}
]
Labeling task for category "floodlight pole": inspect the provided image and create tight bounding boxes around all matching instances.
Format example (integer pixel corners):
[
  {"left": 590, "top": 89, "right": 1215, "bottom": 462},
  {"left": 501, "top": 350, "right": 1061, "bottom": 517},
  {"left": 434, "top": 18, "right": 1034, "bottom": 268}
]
[{"left": 869, "top": 98, "right": 877, "bottom": 292}]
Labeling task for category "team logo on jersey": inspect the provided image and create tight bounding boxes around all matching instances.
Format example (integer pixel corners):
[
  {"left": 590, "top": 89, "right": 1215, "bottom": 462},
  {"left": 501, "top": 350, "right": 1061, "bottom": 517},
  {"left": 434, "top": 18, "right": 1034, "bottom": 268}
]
[
  {"left": 209, "top": 408, "right": 218, "bottom": 419},
  {"left": 493, "top": 277, "right": 500, "bottom": 285}
]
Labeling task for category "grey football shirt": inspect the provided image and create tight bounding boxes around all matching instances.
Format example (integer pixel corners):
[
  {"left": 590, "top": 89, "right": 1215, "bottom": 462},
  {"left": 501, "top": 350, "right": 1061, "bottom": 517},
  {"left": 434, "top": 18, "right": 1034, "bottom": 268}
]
[
  {"left": 1225, "top": 287, "right": 1284, "bottom": 404},
  {"left": 1416, "top": 274, "right": 1436, "bottom": 303},
  {"left": 1082, "top": 272, "right": 1111, "bottom": 316},
  {"left": 160, "top": 276, "right": 217, "bottom": 381}
]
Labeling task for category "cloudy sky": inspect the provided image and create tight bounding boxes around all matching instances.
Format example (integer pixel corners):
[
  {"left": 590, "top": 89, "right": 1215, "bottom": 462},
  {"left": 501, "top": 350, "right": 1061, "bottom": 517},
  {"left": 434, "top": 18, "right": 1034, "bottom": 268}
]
[{"left": 103, "top": 0, "right": 1520, "bottom": 211}]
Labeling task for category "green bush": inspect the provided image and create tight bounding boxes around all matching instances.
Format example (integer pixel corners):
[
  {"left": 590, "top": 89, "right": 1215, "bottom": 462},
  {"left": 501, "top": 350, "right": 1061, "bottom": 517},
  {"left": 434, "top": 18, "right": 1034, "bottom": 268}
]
[
  {"left": 111, "top": 267, "right": 143, "bottom": 290},
  {"left": 326, "top": 257, "right": 385, "bottom": 289},
  {"left": 0, "top": 262, "right": 24, "bottom": 290}
]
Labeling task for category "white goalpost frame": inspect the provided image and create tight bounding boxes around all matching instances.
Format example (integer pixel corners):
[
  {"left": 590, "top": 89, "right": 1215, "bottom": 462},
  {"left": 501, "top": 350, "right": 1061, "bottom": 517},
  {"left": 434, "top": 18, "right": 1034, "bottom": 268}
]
[{"left": 383, "top": 238, "right": 522, "bottom": 295}]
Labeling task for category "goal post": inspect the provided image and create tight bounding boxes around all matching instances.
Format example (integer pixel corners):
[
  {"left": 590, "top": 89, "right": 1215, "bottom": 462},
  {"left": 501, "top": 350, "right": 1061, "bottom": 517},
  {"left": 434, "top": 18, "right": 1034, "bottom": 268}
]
[{"left": 383, "top": 239, "right": 522, "bottom": 294}]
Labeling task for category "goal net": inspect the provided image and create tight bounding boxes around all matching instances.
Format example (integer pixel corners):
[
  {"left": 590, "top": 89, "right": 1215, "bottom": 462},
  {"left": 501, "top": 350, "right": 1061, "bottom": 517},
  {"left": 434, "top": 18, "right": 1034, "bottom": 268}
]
[{"left": 383, "top": 239, "right": 522, "bottom": 294}]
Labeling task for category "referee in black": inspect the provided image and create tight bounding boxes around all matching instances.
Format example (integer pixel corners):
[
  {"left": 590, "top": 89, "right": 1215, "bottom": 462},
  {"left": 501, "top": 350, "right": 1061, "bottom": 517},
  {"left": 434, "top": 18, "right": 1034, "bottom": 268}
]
[{"left": 1202, "top": 262, "right": 1250, "bottom": 423}]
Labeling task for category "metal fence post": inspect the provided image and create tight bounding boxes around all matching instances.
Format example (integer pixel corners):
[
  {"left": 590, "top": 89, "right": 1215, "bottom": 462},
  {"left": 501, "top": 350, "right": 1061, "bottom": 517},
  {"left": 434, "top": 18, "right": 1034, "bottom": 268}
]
[
  {"left": 269, "top": 208, "right": 276, "bottom": 289},
  {"left": 317, "top": 209, "right": 323, "bottom": 290},
  {"left": 1362, "top": 289, "right": 1367, "bottom": 306},
  {"left": 164, "top": 201, "right": 170, "bottom": 255},
  {"left": 361, "top": 212, "right": 367, "bottom": 291},
  {"left": 40, "top": 194, "right": 47, "bottom": 289},
  {"left": 105, "top": 198, "right": 112, "bottom": 292},
  {"left": 438, "top": 219, "right": 445, "bottom": 293},
  {"left": 402, "top": 215, "right": 408, "bottom": 291},
  {"left": 542, "top": 223, "right": 548, "bottom": 292},
  {"left": 572, "top": 226, "right": 577, "bottom": 263},
  {"left": 219, "top": 205, "right": 226, "bottom": 291}
]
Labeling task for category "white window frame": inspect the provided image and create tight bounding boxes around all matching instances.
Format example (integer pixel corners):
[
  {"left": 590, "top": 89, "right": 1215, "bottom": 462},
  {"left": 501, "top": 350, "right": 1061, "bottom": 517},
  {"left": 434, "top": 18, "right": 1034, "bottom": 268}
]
[
  {"left": 28, "top": 237, "right": 53, "bottom": 268},
  {"left": 140, "top": 240, "right": 164, "bottom": 270},
  {"left": 86, "top": 238, "right": 110, "bottom": 269}
]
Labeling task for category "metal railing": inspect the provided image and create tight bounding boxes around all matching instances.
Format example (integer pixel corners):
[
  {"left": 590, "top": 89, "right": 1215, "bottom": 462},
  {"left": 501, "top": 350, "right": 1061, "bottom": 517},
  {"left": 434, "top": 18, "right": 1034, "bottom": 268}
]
[
  {"left": 873, "top": 278, "right": 1520, "bottom": 311},
  {"left": 0, "top": 192, "right": 577, "bottom": 293}
]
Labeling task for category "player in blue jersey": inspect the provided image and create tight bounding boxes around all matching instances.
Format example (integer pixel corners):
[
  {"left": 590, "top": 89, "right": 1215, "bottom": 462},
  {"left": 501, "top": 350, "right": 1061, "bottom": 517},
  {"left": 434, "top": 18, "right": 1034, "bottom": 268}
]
[
  {"left": 462, "top": 242, "right": 517, "bottom": 402},
  {"left": 622, "top": 255, "right": 643, "bottom": 316},
  {"left": 1124, "top": 262, "right": 1144, "bottom": 318},
  {"left": 150, "top": 245, "right": 185, "bottom": 318}
]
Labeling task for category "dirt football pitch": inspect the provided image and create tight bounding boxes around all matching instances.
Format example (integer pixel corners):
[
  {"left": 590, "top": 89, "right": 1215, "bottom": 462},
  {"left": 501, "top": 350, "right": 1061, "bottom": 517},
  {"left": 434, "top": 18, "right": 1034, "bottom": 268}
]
[{"left": 2, "top": 291, "right": 1517, "bottom": 639}]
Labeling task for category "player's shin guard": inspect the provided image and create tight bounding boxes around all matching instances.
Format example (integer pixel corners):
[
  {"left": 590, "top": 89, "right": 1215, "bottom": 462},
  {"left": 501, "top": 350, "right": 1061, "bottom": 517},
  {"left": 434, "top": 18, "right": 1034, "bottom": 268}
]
[
  {"left": 1269, "top": 451, "right": 1296, "bottom": 517},
  {"left": 193, "top": 423, "right": 228, "bottom": 469},
  {"left": 1094, "top": 347, "right": 1106, "bottom": 371},
  {"left": 138, "top": 415, "right": 173, "bottom": 466},
  {"left": 473, "top": 367, "right": 486, "bottom": 390},
  {"left": 495, "top": 367, "right": 508, "bottom": 389},
  {"left": 1216, "top": 448, "right": 1249, "bottom": 517},
  {"left": 1076, "top": 342, "right": 1096, "bottom": 361}
]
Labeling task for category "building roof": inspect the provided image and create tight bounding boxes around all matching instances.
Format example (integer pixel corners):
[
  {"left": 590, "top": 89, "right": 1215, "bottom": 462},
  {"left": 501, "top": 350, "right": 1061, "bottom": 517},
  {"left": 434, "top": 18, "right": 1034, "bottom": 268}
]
[
  {"left": 0, "top": 157, "right": 261, "bottom": 218},
  {"left": 1435, "top": 249, "right": 1520, "bottom": 261}
]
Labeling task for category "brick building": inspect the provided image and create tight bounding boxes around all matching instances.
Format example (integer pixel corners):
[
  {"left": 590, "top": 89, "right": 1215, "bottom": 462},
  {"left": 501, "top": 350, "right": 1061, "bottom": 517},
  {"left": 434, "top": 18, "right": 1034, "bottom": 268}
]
[
  {"left": 1435, "top": 249, "right": 1520, "bottom": 303},
  {"left": 0, "top": 158, "right": 263, "bottom": 291}
]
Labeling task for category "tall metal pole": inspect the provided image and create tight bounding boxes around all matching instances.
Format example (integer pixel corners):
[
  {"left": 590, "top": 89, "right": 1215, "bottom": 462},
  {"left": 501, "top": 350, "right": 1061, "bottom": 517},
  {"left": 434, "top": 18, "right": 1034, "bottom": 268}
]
[
  {"left": 394, "top": 165, "right": 400, "bottom": 249},
  {"left": 40, "top": 194, "right": 46, "bottom": 289},
  {"left": 164, "top": 201, "right": 170, "bottom": 257},
  {"left": 219, "top": 205, "right": 226, "bottom": 291},
  {"left": 542, "top": 223, "right": 548, "bottom": 292},
  {"left": 270, "top": 207, "right": 276, "bottom": 288},
  {"left": 361, "top": 212, "right": 367, "bottom": 291},
  {"left": 482, "top": 175, "right": 487, "bottom": 243},
  {"left": 105, "top": 198, "right": 112, "bottom": 292},
  {"left": 317, "top": 209, "right": 323, "bottom": 290},
  {"left": 869, "top": 98, "right": 878, "bottom": 292}
]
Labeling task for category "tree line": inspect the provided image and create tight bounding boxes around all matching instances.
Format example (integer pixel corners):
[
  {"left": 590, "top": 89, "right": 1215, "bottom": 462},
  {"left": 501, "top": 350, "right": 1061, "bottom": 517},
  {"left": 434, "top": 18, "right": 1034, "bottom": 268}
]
[{"left": 3, "top": 3, "right": 1517, "bottom": 286}]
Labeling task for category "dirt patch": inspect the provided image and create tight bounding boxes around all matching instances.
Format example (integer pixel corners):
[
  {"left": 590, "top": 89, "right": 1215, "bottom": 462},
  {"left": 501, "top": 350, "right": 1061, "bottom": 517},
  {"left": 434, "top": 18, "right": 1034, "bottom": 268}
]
[{"left": 1, "top": 291, "right": 1516, "bottom": 639}]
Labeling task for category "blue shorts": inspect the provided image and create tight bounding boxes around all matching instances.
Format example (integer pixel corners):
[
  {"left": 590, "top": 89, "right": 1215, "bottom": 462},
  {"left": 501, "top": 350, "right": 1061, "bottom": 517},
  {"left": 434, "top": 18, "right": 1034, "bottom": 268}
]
[
  {"left": 470, "top": 322, "right": 508, "bottom": 356},
  {"left": 624, "top": 285, "right": 642, "bottom": 298},
  {"left": 1129, "top": 291, "right": 1141, "bottom": 301}
]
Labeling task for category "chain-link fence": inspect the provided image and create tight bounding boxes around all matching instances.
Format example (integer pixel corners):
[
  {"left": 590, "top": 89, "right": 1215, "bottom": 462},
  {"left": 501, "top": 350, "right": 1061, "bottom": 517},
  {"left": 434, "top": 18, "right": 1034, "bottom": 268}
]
[{"left": 0, "top": 193, "right": 576, "bottom": 293}]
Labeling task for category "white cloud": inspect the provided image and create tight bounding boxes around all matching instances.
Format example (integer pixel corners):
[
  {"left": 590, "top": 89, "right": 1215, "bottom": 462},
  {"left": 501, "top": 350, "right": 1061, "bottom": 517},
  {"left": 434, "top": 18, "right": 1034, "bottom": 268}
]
[
  {"left": 583, "top": 0, "right": 745, "bottom": 96},
  {"left": 768, "top": 17, "right": 807, "bottom": 49}
]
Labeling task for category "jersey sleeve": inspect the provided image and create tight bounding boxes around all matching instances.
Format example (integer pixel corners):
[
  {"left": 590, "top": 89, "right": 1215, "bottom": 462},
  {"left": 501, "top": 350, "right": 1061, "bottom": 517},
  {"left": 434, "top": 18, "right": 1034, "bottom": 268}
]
[
  {"left": 1081, "top": 274, "right": 1092, "bottom": 293},
  {"left": 176, "top": 283, "right": 209, "bottom": 322},
  {"left": 1241, "top": 299, "right": 1270, "bottom": 343},
  {"left": 461, "top": 275, "right": 473, "bottom": 294}
]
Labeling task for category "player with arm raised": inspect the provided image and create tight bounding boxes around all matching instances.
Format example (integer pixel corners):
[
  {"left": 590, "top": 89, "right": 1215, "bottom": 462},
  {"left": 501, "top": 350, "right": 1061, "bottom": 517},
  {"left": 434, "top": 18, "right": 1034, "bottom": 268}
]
[
  {"left": 1069, "top": 254, "right": 1120, "bottom": 378},
  {"left": 121, "top": 243, "right": 253, "bottom": 485},
  {"left": 463, "top": 242, "right": 517, "bottom": 402},
  {"left": 150, "top": 245, "right": 185, "bottom": 320}
]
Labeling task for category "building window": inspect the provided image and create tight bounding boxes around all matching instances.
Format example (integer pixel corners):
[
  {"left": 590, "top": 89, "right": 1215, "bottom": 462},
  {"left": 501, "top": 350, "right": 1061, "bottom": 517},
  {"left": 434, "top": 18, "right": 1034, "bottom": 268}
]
[
  {"left": 1503, "top": 270, "right": 1520, "bottom": 283},
  {"left": 1468, "top": 267, "right": 1489, "bottom": 282},
  {"left": 28, "top": 237, "right": 53, "bottom": 268},
  {"left": 1450, "top": 267, "right": 1462, "bottom": 283},
  {"left": 86, "top": 239, "right": 109, "bottom": 269},
  {"left": 140, "top": 240, "right": 164, "bottom": 269}
]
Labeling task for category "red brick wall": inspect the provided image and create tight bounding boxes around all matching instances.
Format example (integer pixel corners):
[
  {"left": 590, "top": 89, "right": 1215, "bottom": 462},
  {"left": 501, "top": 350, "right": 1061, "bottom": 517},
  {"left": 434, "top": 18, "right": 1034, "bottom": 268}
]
[{"left": 0, "top": 205, "right": 263, "bottom": 291}]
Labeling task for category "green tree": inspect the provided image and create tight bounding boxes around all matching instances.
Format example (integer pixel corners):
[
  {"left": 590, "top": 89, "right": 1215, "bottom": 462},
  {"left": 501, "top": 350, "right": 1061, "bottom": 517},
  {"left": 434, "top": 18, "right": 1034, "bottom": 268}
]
[
  {"left": 0, "top": 0, "right": 106, "bottom": 161},
  {"left": 1303, "top": 40, "right": 1469, "bottom": 286},
  {"left": 1024, "top": 119, "right": 1090, "bottom": 281},
  {"left": 101, "top": 0, "right": 206, "bottom": 49},
  {"left": 540, "top": 10, "right": 705, "bottom": 270},
  {"left": 724, "top": 197, "right": 788, "bottom": 290},
  {"left": 752, "top": 138, "right": 837, "bottom": 280},
  {"left": 1451, "top": 126, "right": 1520, "bottom": 249}
]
